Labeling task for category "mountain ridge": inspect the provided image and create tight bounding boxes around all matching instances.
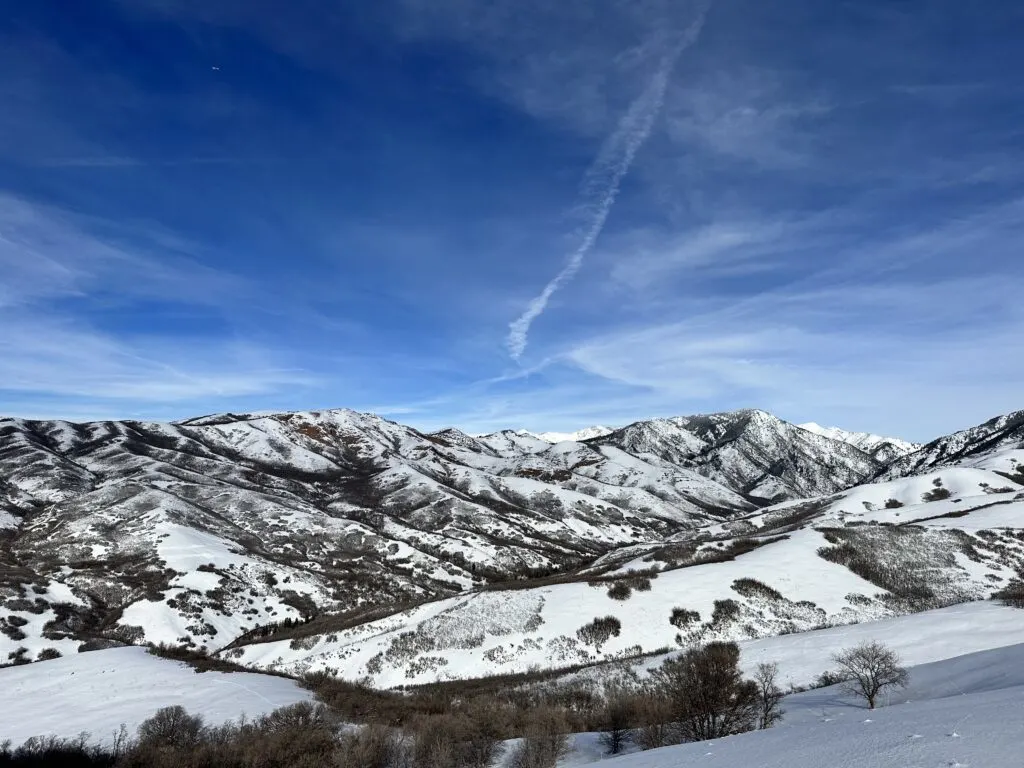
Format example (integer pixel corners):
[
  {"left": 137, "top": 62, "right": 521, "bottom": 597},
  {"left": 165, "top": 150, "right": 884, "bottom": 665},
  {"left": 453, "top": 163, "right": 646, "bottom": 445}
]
[{"left": 2, "top": 405, "right": 1022, "bottom": 680}]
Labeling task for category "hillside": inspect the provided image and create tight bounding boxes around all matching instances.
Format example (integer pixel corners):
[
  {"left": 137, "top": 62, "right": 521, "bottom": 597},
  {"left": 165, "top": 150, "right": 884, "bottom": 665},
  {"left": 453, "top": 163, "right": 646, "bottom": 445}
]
[
  {"left": 581, "top": 640, "right": 1024, "bottom": 768},
  {"left": 5, "top": 607, "right": 1024, "bottom": 768},
  {"left": 1, "top": 406, "right": 1022, "bottom": 680},
  {"left": 223, "top": 464, "right": 1024, "bottom": 685},
  {"left": 0, "top": 646, "right": 312, "bottom": 748}
]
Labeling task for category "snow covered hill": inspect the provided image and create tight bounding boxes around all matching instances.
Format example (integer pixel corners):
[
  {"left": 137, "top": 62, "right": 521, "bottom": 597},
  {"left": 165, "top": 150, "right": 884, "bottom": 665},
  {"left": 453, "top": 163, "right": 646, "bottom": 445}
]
[
  {"left": 6, "top": 606, "right": 1024, "bottom": 768},
  {"left": 882, "top": 408, "right": 1024, "bottom": 480},
  {"left": 0, "top": 646, "right": 312, "bottom": 748},
  {"left": 581, "top": 639, "right": 1024, "bottom": 768},
  {"left": 595, "top": 410, "right": 886, "bottom": 501},
  {"left": 525, "top": 426, "right": 615, "bottom": 443},
  {"left": 223, "top": 462, "right": 1024, "bottom": 686},
  {"left": 798, "top": 422, "right": 920, "bottom": 463},
  {"left": 1, "top": 405, "right": 1021, "bottom": 682}
]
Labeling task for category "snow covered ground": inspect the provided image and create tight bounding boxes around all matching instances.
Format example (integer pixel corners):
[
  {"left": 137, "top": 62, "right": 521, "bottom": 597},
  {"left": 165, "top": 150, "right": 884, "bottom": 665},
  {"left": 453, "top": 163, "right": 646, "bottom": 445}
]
[
  {"left": 5, "top": 611, "right": 1024, "bottom": 767},
  {"left": 569, "top": 641, "right": 1024, "bottom": 767},
  {"left": 0, "top": 647, "right": 312, "bottom": 748}
]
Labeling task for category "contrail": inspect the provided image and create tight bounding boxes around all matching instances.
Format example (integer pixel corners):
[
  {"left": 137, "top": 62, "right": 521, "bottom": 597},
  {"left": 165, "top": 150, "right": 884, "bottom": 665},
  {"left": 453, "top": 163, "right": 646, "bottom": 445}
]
[{"left": 506, "top": 6, "right": 709, "bottom": 360}]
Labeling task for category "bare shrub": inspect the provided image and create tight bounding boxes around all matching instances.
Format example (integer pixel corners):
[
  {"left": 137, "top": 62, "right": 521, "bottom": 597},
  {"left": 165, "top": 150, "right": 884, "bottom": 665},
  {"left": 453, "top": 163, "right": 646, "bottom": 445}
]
[
  {"left": 995, "top": 579, "right": 1024, "bottom": 608},
  {"left": 831, "top": 641, "right": 909, "bottom": 709},
  {"left": 650, "top": 641, "right": 759, "bottom": 742},
  {"left": 596, "top": 688, "right": 635, "bottom": 755},
  {"left": 337, "top": 724, "right": 409, "bottom": 768},
  {"left": 630, "top": 693, "right": 677, "bottom": 751},
  {"left": 135, "top": 705, "right": 206, "bottom": 750},
  {"left": 606, "top": 582, "right": 632, "bottom": 601},
  {"left": 0, "top": 734, "right": 116, "bottom": 767},
  {"left": 575, "top": 616, "right": 621, "bottom": 653},
  {"left": 506, "top": 707, "right": 571, "bottom": 768},
  {"left": 731, "top": 578, "right": 782, "bottom": 601},
  {"left": 669, "top": 607, "right": 700, "bottom": 628},
  {"left": 922, "top": 477, "right": 952, "bottom": 502},
  {"left": 711, "top": 599, "right": 741, "bottom": 624},
  {"left": 884, "top": 498, "right": 903, "bottom": 509}
]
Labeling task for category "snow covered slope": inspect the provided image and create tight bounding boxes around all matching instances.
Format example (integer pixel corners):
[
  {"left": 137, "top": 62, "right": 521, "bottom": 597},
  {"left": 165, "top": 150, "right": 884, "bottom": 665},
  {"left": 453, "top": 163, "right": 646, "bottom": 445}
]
[
  {"left": 0, "top": 409, "right": 761, "bottom": 657},
  {"left": 2, "top": 405, "right": 1022, "bottom": 675},
  {"left": 798, "top": 421, "right": 920, "bottom": 463},
  {"left": 596, "top": 410, "right": 885, "bottom": 502},
  {"left": 0, "top": 646, "right": 312, "bottom": 748},
  {"left": 883, "top": 408, "right": 1024, "bottom": 480},
  {"left": 530, "top": 427, "right": 614, "bottom": 443},
  {"left": 225, "top": 461, "right": 1024, "bottom": 687},
  {"left": 580, "top": 640, "right": 1024, "bottom": 768}
]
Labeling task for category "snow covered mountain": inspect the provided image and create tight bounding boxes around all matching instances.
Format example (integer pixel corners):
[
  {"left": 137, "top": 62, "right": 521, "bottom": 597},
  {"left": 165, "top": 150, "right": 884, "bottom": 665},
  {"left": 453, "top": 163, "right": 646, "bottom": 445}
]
[
  {"left": 1, "top": 405, "right": 1021, "bottom": 681},
  {"left": 518, "top": 426, "right": 615, "bottom": 443},
  {"left": 597, "top": 410, "right": 886, "bottom": 501},
  {"left": 798, "top": 422, "right": 920, "bottom": 463},
  {"left": 881, "top": 408, "right": 1024, "bottom": 481}
]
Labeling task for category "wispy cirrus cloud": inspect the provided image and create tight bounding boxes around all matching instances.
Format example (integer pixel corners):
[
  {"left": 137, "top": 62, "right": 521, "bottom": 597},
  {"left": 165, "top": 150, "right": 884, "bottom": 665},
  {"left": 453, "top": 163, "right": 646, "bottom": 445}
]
[
  {"left": 0, "top": 192, "right": 249, "bottom": 309},
  {"left": 0, "top": 192, "right": 316, "bottom": 416}
]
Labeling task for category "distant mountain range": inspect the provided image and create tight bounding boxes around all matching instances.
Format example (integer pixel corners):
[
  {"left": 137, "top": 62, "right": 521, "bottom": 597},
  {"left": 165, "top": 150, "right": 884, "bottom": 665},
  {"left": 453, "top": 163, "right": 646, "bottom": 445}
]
[{"left": 1, "top": 406, "right": 1022, "bottom": 680}]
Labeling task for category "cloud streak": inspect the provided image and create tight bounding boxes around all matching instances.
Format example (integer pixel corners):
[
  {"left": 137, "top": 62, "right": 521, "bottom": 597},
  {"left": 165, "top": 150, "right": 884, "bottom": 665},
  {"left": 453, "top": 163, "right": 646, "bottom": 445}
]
[{"left": 506, "top": 4, "right": 709, "bottom": 360}]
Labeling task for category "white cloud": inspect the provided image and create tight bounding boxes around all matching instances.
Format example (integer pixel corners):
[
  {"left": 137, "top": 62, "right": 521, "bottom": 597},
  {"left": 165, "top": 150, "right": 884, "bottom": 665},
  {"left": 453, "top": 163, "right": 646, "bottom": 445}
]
[
  {"left": 0, "top": 193, "right": 315, "bottom": 417},
  {"left": 0, "top": 313, "right": 315, "bottom": 404},
  {"left": 0, "top": 192, "right": 251, "bottom": 309},
  {"left": 563, "top": 275, "right": 1024, "bottom": 440},
  {"left": 663, "top": 69, "right": 831, "bottom": 167}
]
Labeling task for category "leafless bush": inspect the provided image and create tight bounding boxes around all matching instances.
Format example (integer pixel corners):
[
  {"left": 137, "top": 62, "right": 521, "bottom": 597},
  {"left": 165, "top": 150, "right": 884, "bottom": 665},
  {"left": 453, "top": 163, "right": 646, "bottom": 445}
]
[
  {"left": 831, "top": 641, "right": 908, "bottom": 709},
  {"left": 506, "top": 707, "right": 571, "bottom": 768},
  {"left": 629, "top": 693, "right": 677, "bottom": 751},
  {"left": 596, "top": 688, "right": 636, "bottom": 755},
  {"left": 995, "top": 579, "right": 1024, "bottom": 608},
  {"left": 922, "top": 477, "right": 951, "bottom": 502},
  {"left": 669, "top": 607, "right": 700, "bottom": 628},
  {"left": 753, "top": 662, "right": 785, "bottom": 729},
  {"left": 337, "top": 724, "right": 409, "bottom": 768},
  {"left": 575, "top": 616, "right": 621, "bottom": 653},
  {"left": 711, "top": 599, "right": 741, "bottom": 624},
  {"left": 606, "top": 582, "right": 632, "bottom": 601},
  {"left": 135, "top": 705, "right": 206, "bottom": 750},
  {"left": 650, "top": 641, "right": 760, "bottom": 741},
  {"left": 732, "top": 578, "right": 783, "bottom": 601}
]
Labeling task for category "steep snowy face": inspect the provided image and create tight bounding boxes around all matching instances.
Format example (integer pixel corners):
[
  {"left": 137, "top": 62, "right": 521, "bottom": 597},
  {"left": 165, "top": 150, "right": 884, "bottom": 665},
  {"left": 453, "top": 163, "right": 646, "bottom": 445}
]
[
  {"left": 798, "top": 422, "right": 920, "bottom": 463},
  {"left": 597, "top": 409, "right": 885, "bottom": 502},
  {"left": 880, "top": 409, "right": 1024, "bottom": 481}
]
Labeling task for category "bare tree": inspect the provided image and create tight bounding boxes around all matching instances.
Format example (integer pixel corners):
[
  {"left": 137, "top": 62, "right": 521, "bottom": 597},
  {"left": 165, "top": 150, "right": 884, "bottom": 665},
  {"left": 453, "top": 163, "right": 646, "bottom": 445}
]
[
  {"left": 596, "top": 687, "right": 634, "bottom": 755},
  {"left": 753, "top": 662, "right": 785, "bottom": 729},
  {"left": 630, "top": 693, "right": 677, "bottom": 751},
  {"left": 507, "top": 707, "right": 571, "bottom": 768},
  {"left": 136, "top": 705, "right": 206, "bottom": 750},
  {"left": 650, "top": 641, "right": 759, "bottom": 742},
  {"left": 831, "top": 641, "right": 909, "bottom": 709}
]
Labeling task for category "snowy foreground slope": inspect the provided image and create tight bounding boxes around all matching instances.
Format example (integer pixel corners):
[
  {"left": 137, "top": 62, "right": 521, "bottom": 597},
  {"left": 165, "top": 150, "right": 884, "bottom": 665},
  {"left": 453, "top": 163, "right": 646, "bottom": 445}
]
[
  {"left": 0, "top": 646, "right": 312, "bottom": 748},
  {"left": 569, "top": 641, "right": 1024, "bottom": 768},
  {"left": 6, "top": 610, "right": 1024, "bottom": 768}
]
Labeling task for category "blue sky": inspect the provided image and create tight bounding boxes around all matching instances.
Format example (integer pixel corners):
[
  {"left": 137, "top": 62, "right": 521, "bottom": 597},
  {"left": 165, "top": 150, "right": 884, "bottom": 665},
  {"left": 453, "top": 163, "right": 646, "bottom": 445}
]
[{"left": 2, "top": 0, "right": 1023, "bottom": 440}]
